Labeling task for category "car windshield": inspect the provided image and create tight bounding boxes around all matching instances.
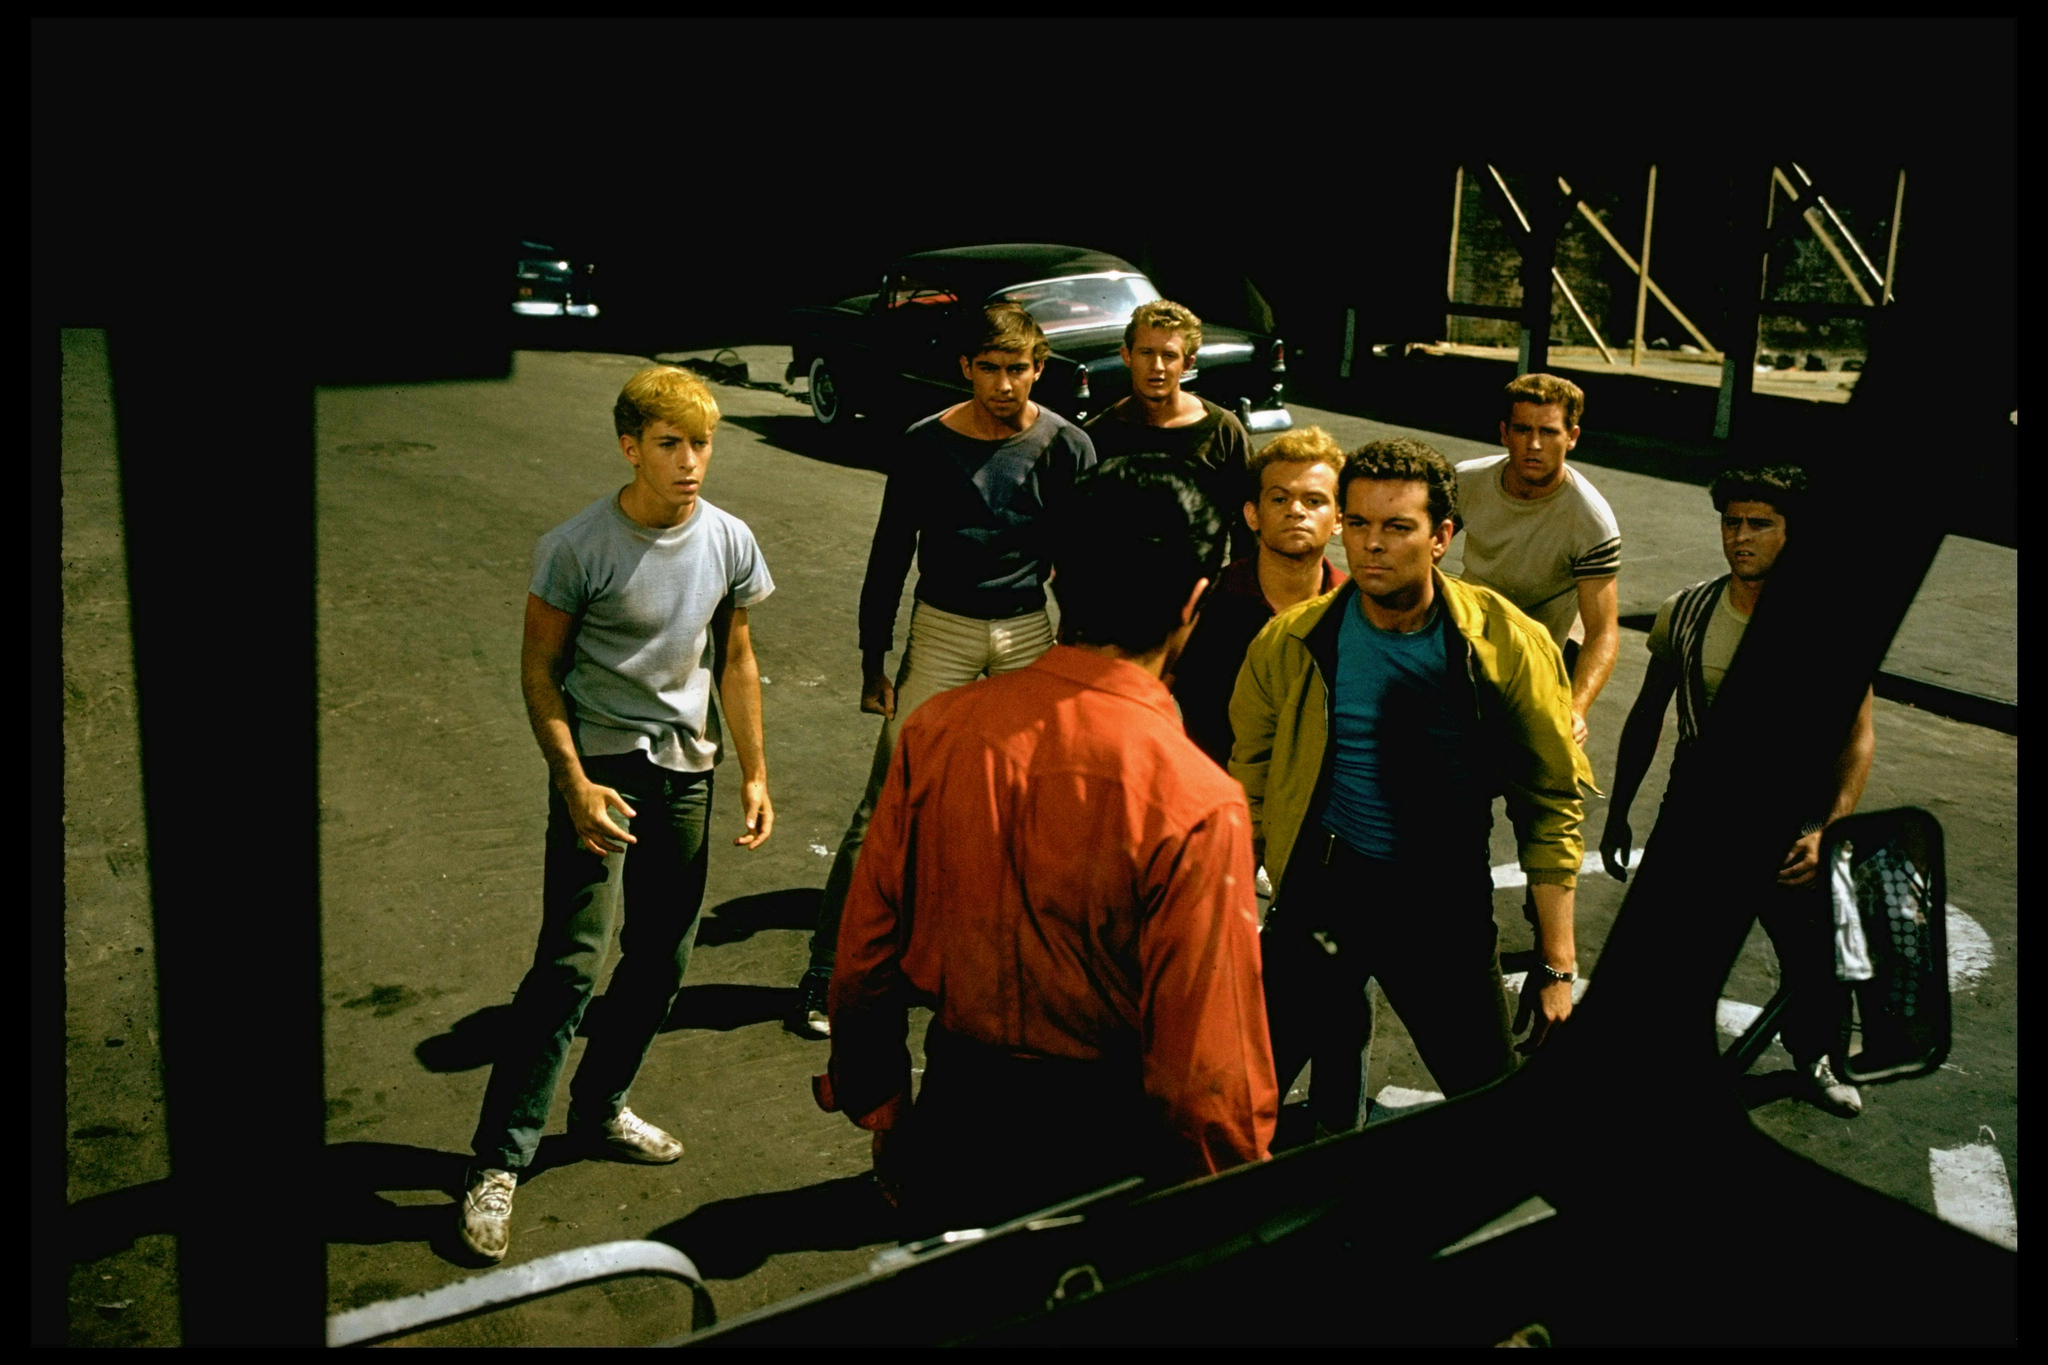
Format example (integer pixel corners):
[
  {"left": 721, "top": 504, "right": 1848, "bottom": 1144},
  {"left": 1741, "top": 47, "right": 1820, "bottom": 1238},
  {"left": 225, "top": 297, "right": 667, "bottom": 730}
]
[{"left": 998, "top": 271, "right": 1161, "bottom": 334}]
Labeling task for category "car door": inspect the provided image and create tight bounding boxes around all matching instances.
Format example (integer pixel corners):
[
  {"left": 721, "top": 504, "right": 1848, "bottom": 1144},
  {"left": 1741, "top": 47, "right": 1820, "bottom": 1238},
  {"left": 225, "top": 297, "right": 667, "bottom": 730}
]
[{"left": 878, "top": 267, "right": 969, "bottom": 401}]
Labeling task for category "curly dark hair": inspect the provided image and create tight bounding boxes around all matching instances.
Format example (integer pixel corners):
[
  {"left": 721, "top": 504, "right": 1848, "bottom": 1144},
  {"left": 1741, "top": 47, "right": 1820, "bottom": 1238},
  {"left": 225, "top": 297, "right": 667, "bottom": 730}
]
[
  {"left": 1710, "top": 464, "right": 1808, "bottom": 523},
  {"left": 1337, "top": 438, "right": 1459, "bottom": 529}
]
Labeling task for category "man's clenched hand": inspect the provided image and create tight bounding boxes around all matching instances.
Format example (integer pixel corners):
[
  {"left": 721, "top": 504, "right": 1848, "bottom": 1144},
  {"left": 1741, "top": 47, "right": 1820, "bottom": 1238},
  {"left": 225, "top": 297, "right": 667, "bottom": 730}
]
[{"left": 565, "top": 781, "right": 636, "bottom": 857}]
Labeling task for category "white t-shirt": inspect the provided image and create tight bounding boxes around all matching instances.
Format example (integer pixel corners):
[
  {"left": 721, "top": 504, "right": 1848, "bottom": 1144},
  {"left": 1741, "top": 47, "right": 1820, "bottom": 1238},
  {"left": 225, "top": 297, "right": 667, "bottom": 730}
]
[
  {"left": 1453, "top": 455, "right": 1621, "bottom": 650},
  {"left": 530, "top": 491, "right": 774, "bottom": 772}
]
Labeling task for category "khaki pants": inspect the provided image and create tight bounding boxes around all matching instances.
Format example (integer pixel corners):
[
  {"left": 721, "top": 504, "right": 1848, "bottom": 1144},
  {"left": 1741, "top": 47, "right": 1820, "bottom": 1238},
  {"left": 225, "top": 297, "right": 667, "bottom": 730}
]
[{"left": 807, "top": 601, "right": 1055, "bottom": 973}]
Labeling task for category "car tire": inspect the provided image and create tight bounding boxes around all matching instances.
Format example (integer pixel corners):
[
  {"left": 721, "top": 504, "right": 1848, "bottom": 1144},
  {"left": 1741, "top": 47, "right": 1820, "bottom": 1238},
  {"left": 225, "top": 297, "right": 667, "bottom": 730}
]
[{"left": 809, "top": 355, "right": 851, "bottom": 428}]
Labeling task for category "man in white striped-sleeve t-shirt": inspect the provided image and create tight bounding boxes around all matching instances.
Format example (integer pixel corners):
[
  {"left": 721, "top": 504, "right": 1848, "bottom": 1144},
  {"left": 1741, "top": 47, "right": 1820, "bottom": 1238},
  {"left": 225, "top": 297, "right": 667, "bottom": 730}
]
[{"left": 1453, "top": 373, "right": 1621, "bottom": 749}]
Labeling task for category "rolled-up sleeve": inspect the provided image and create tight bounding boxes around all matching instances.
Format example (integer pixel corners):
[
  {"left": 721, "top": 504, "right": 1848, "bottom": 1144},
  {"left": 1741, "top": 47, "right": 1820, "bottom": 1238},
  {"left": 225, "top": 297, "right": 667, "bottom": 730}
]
[
  {"left": 1137, "top": 799, "right": 1277, "bottom": 1176},
  {"left": 1496, "top": 630, "right": 1594, "bottom": 887}
]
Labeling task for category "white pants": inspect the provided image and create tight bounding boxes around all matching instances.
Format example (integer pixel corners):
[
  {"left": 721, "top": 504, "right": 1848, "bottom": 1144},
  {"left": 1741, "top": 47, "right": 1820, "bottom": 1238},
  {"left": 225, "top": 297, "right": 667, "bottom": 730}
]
[{"left": 808, "top": 601, "right": 1056, "bottom": 971}]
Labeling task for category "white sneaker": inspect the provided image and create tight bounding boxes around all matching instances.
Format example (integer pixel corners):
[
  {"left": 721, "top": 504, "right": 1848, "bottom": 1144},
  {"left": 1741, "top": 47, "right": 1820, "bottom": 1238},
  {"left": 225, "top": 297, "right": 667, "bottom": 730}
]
[
  {"left": 584, "top": 1107, "right": 685, "bottom": 1163},
  {"left": 1802, "top": 1059, "right": 1864, "bottom": 1118},
  {"left": 458, "top": 1168, "right": 517, "bottom": 1262}
]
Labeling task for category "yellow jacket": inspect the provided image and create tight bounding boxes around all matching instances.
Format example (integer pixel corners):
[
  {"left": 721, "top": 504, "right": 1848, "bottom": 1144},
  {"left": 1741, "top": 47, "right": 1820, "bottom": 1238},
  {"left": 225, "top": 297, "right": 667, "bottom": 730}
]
[{"left": 1228, "top": 571, "right": 1596, "bottom": 897}]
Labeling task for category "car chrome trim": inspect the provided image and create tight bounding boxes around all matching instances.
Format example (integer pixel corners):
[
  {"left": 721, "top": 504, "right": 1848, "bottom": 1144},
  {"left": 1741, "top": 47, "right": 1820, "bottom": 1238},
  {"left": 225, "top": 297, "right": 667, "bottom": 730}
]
[{"left": 989, "top": 270, "right": 1155, "bottom": 299}]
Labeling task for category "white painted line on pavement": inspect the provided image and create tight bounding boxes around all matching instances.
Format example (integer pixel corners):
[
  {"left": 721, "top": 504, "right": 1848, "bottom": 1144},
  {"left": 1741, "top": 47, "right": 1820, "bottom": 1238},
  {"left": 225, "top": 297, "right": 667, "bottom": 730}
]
[
  {"left": 1946, "top": 904, "right": 1994, "bottom": 991},
  {"left": 1490, "top": 849, "right": 1644, "bottom": 890},
  {"left": 1716, "top": 998, "right": 1765, "bottom": 1036},
  {"left": 1366, "top": 1084, "right": 1446, "bottom": 1127},
  {"left": 1376, "top": 1084, "right": 1445, "bottom": 1108},
  {"left": 1929, "top": 1127, "right": 2018, "bottom": 1250}
]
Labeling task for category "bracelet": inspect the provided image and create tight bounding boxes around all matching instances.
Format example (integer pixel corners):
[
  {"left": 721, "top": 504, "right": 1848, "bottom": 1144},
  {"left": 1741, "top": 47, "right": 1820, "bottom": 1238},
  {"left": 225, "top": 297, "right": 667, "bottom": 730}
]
[
  {"left": 1536, "top": 962, "right": 1577, "bottom": 985},
  {"left": 1798, "top": 819, "right": 1827, "bottom": 838}
]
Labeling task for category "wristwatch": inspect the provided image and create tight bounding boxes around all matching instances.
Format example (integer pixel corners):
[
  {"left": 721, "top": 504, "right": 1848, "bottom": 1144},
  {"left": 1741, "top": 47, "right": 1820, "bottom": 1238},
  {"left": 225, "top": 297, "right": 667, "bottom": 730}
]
[{"left": 1536, "top": 962, "right": 1577, "bottom": 986}]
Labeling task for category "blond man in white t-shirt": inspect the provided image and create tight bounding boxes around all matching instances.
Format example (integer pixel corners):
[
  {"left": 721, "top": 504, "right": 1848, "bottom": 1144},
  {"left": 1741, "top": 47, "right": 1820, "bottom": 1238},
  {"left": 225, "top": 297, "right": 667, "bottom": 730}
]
[{"left": 1452, "top": 374, "right": 1621, "bottom": 747}]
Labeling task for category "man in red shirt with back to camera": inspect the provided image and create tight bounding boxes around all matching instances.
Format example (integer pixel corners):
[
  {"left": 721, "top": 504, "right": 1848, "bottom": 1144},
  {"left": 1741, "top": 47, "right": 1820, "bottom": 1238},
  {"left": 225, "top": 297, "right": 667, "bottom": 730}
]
[{"left": 814, "top": 457, "right": 1278, "bottom": 1232}]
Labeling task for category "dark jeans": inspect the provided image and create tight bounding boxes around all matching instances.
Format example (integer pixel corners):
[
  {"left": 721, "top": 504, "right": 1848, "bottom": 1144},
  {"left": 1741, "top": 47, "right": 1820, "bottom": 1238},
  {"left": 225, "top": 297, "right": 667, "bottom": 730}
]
[
  {"left": 1757, "top": 875, "right": 1852, "bottom": 1069},
  {"left": 1264, "top": 834, "right": 1516, "bottom": 1134},
  {"left": 1652, "top": 769, "right": 1850, "bottom": 1071},
  {"left": 891, "top": 1024, "right": 1160, "bottom": 1237},
  {"left": 470, "top": 752, "right": 712, "bottom": 1174}
]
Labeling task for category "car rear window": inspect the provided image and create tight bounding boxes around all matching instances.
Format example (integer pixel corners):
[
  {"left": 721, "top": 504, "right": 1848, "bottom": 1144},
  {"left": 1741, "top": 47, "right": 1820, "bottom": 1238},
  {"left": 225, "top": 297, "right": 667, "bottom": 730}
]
[{"left": 1000, "top": 272, "right": 1162, "bottom": 334}]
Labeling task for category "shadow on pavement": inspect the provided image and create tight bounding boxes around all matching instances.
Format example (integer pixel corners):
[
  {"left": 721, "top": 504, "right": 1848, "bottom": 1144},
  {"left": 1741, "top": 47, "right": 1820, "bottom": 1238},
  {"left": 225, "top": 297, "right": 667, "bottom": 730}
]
[
  {"left": 658, "top": 984, "right": 796, "bottom": 1032},
  {"left": 697, "top": 887, "right": 821, "bottom": 948},
  {"left": 323, "top": 1140, "right": 664, "bottom": 1263},
  {"left": 416, "top": 1006, "right": 515, "bottom": 1073},
  {"left": 1735, "top": 1069, "right": 1805, "bottom": 1111},
  {"left": 417, "top": 982, "right": 799, "bottom": 1074},
  {"left": 648, "top": 1174, "right": 899, "bottom": 1281},
  {"left": 65, "top": 1141, "right": 510, "bottom": 1265},
  {"left": 722, "top": 413, "right": 892, "bottom": 474},
  {"left": 64, "top": 1177, "right": 179, "bottom": 1265}
]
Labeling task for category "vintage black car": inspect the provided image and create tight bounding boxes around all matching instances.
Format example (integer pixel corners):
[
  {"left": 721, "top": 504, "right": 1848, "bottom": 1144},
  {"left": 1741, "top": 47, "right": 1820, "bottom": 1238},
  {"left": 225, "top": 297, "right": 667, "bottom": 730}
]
[
  {"left": 787, "top": 243, "right": 1291, "bottom": 433},
  {"left": 512, "top": 239, "right": 599, "bottom": 319}
]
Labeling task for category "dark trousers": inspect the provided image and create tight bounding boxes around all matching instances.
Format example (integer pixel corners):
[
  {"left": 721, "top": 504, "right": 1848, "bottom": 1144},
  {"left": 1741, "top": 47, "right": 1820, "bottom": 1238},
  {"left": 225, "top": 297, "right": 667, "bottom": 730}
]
[
  {"left": 1758, "top": 876, "right": 1852, "bottom": 1069},
  {"left": 890, "top": 1025, "right": 1161, "bottom": 1236},
  {"left": 1652, "top": 766, "right": 1850, "bottom": 1071},
  {"left": 1264, "top": 834, "right": 1516, "bottom": 1134},
  {"left": 470, "top": 752, "right": 712, "bottom": 1173}
]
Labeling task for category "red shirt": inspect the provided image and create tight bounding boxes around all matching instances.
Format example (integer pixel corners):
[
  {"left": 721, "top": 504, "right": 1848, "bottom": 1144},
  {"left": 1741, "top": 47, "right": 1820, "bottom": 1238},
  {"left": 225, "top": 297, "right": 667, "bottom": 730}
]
[{"left": 822, "top": 645, "right": 1277, "bottom": 1178}]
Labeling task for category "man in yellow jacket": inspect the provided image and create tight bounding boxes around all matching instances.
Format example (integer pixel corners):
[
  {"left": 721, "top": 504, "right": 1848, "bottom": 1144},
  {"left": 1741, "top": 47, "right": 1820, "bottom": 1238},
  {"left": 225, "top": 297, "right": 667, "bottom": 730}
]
[{"left": 1229, "top": 439, "right": 1594, "bottom": 1134}]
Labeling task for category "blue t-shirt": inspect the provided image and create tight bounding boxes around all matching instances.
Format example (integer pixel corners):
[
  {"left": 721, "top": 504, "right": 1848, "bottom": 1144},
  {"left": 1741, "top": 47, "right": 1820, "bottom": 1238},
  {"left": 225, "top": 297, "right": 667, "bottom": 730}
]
[{"left": 1323, "top": 594, "right": 1485, "bottom": 861}]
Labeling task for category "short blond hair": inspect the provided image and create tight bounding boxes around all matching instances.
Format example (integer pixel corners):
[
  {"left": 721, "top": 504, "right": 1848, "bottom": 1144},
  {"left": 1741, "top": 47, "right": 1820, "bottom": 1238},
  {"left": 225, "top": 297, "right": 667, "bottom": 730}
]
[
  {"left": 614, "top": 366, "right": 720, "bottom": 441},
  {"left": 1503, "top": 372, "right": 1585, "bottom": 430},
  {"left": 1124, "top": 299, "right": 1203, "bottom": 358},
  {"left": 1251, "top": 426, "right": 1345, "bottom": 491}
]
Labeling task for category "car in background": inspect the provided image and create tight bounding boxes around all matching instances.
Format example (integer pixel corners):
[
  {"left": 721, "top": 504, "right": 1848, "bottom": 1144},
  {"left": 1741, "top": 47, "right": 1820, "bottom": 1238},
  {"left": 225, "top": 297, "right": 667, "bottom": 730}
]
[
  {"left": 787, "top": 243, "right": 1291, "bottom": 432},
  {"left": 513, "top": 239, "right": 599, "bottom": 319}
]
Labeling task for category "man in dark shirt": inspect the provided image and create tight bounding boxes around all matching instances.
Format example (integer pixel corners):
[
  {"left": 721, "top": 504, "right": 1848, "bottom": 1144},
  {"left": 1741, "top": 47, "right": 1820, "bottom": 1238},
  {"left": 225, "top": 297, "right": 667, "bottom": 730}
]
[
  {"left": 815, "top": 458, "right": 1276, "bottom": 1232},
  {"left": 1085, "top": 299, "right": 1256, "bottom": 561},
  {"left": 1172, "top": 426, "right": 1343, "bottom": 771},
  {"left": 1600, "top": 466, "right": 1875, "bottom": 1117},
  {"left": 1230, "top": 440, "right": 1589, "bottom": 1137},
  {"left": 793, "top": 303, "right": 1097, "bottom": 1036}
]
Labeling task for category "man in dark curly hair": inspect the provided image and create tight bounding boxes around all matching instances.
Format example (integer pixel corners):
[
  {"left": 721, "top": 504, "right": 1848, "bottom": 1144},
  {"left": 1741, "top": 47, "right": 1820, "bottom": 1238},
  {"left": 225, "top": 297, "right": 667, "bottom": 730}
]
[
  {"left": 1600, "top": 465, "right": 1876, "bottom": 1118},
  {"left": 1231, "top": 439, "right": 1591, "bottom": 1135}
]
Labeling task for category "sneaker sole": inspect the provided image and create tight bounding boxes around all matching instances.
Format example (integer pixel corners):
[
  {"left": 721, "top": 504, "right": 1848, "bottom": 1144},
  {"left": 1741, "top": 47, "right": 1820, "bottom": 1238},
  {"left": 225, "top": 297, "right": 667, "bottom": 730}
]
[
  {"left": 582, "top": 1135, "right": 685, "bottom": 1164},
  {"left": 458, "top": 1226, "right": 510, "bottom": 1262}
]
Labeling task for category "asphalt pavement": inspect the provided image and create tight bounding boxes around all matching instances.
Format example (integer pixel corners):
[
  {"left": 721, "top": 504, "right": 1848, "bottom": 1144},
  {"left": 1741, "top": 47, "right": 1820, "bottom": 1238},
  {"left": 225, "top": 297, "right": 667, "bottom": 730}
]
[{"left": 60, "top": 333, "right": 2017, "bottom": 1344}]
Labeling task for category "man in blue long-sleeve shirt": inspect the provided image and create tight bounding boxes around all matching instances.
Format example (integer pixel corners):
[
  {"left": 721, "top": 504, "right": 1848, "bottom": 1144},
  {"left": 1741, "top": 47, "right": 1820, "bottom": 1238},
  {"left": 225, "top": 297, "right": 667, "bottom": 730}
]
[{"left": 791, "top": 303, "right": 1097, "bottom": 1035}]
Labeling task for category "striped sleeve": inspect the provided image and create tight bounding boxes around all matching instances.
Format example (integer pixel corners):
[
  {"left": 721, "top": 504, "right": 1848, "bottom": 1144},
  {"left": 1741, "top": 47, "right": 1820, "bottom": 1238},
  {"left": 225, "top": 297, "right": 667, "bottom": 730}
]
[{"left": 1570, "top": 535, "right": 1622, "bottom": 579}]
